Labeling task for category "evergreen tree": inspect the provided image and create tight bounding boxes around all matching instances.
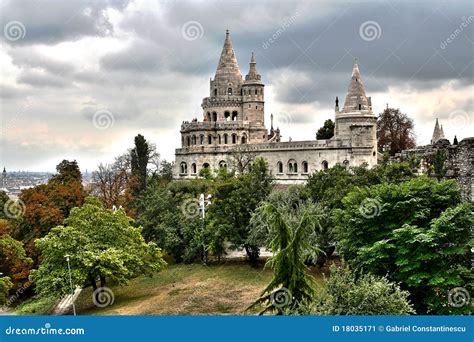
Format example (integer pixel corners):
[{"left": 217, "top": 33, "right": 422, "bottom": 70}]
[
  {"left": 316, "top": 119, "right": 335, "bottom": 140},
  {"left": 131, "top": 134, "right": 150, "bottom": 196}
]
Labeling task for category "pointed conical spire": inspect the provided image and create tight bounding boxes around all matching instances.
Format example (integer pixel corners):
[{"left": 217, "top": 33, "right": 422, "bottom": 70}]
[
  {"left": 431, "top": 118, "right": 444, "bottom": 144},
  {"left": 214, "top": 30, "right": 242, "bottom": 83},
  {"left": 342, "top": 59, "right": 370, "bottom": 113},
  {"left": 245, "top": 52, "right": 261, "bottom": 81},
  {"left": 440, "top": 125, "right": 445, "bottom": 139}
]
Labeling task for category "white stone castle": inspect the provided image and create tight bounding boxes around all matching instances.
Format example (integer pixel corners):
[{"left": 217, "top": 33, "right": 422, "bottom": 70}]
[{"left": 174, "top": 31, "right": 378, "bottom": 183}]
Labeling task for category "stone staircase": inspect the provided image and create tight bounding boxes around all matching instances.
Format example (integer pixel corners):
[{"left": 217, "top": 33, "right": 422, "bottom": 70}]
[{"left": 53, "top": 286, "right": 82, "bottom": 315}]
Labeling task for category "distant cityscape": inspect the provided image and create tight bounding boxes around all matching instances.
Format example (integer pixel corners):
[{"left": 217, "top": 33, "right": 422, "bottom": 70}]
[{"left": 1, "top": 168, "right": 93, "bottom": 198}]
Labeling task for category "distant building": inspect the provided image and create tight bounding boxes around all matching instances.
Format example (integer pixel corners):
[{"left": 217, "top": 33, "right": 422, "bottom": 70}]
[{"left": 174, "top": 31, "right": 378, "bottom": 183}]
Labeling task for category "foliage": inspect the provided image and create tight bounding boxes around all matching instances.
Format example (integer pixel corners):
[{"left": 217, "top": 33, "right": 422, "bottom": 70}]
[
  {"left": 31, "top": 196, "right": 166, "bottom": 298},
  {"left": 335, "top": 177, "right": 472, "bottom": 314},
  {"left": 208, "top": 158, "right": 273, "bottom": 263},
  {"left": 314, "top": 263, "right": 415, "bottom": 315},
  {"left": 377, "top": 107, "right": 416, "bottom": 155},
  {"left": 137, "top": 178, "right": 214, "bottom": 263},
  {"left": 432, "top": 149, "right": 447, "bottom": 181},
  {"left": 0, "top": 276, "right": 13, "bottom": 305},
  {"left": 15, "top": 160, "right": 85, "bottom": 266},
  {"left": 0, "top": 234, "right": 33, "bottom": 286},
  {"left": 249, "top": 202, "right": 320, "bottom": 314},
  {"left": 316, "top": 119, "right": 335, "bottom": 140},
  {"left": 0, "top": 191, "right": 10, "bottom": 219}
]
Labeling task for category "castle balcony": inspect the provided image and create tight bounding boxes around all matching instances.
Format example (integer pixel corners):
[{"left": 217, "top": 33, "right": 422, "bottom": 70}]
[
  {"left": 201, "top": 96, "right": 243, "bottom": 108},
  {"left": 180, "top": 120, "right": 252, "bottom": 132}
]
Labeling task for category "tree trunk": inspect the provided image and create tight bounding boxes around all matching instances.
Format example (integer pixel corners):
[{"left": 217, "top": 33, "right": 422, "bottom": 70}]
[
  {"left": 88, "top": 272, "right": 97, "bottom": 291},
  {"left": 244, "top": 244, "right": 260, "bottom": 267},
  {"left": 100, "top": 275, "right": 106, "bottom": 288}
]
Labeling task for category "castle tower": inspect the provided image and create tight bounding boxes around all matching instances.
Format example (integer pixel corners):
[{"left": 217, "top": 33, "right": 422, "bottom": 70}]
[
  {"left": 431, "top": 118, "right": 445, "bottom": 144},
  {"left": 203, "top": 30, "right": 243, "bottom": 122},
  {"left": 242, "top": 52, "right": 265, "bottom": 126},
  {"left": 335, "top": 60, "right": 377, "bottom": 163}
]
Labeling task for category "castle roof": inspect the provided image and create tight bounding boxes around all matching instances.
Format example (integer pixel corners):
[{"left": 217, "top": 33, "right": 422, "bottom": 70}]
[
  {"left": 245, "top": 52, "right": 261, "bottom": 82},
  {"left": 214, "top": 30, "right": 242, "bottom": 84},
  {"left": 342, "top": 60, "right": 370, "bottom": 113},
  {"left": 431, "top": 118, "right": 445, "bottom": 144}
]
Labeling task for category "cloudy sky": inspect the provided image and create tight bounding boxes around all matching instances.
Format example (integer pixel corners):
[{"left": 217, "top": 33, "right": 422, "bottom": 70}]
[{"left": 0, "top": 0, "right": 473, "bottom": 172}]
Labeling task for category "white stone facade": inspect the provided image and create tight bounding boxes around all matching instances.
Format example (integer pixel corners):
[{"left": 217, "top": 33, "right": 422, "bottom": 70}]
[{"left": 174, "top": 31, "right": 378, "bottom": 183}]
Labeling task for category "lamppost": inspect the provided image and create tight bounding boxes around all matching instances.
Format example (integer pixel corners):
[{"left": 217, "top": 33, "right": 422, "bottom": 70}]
[
  {"left": 199, "top": 193, "right": 212, "bottom": 265},
  {"left": 64, "top": 254, "right": 76, "bottom": 316}
]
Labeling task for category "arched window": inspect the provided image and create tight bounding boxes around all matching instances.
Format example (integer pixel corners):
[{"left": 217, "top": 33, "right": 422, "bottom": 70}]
[
  {"left": 208, "top": 135, "right": 212, "bottom": 144},
  {"left": 214, "top": 89, "right": 217, "bottom": 96},
  {"left": 212, "top": 112, "right": 217, "bottom": 122},
  {"left": 202, "top": 162, "right": 210, "bottom": 169},
  {"left": 199, "top": 135, "right": 204, "bottom": 145},
  {"left": 288, "top": 159, "right": 297, "bottom": 174},
  {"left": 343, "top": 160, "right": 349, "bottom": 168},
  {"left": 224, "top": 134, "right": 228, "bottom": 144},
  {"left": 358, "top": 104, "right": 361, "bottom": 110},
  {"left": 277, "top": 161, "right": 283, "bottom": 174},
  {"left": 192, "top": 135, "right": 196, "bottom": 145},
  {"left": 206, "top": 112, "right": 211, "bottom": 121},
  {"left": 228, "top": 88, "right": 232, "bottom": 95},
  {"left": 218, "top": 134, "right": 221, "bottom": 144},
  {"left": 232, "top": 134, "right": 237, "bottom": 144},
  {"left": 224, "top": 111, "right": 230, "bottom": 121},
  {"left": 180, "top": 162, "right": 187, "bottom": 174},
  {"left": 219, "top": 160, "right": 227, "bottom": 168},
  {"left": 322, "top": 160, "right": 329, "bottom": 170},
  {"left": 241, "top": 134, "right": 247, "bottom": 144},
  {"left": 302, "top": 161, "right": 309, "bottom": 174},
  {"left": 255, "top": 89, "right": 258, "bottom": 95},
  {"left": 186, "top": 136, "right": 190, "bottom": 146},
  {"left": 232, "top": 111, "right": 238, "bottom": 121},
  {"left": 191, "top": 163, "right": 197, "bottom": 174}
]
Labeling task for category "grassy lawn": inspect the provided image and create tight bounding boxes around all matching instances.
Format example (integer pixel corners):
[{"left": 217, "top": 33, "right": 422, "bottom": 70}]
[{"left": 7, "top": 260, "right": 328, "bottom": 316}]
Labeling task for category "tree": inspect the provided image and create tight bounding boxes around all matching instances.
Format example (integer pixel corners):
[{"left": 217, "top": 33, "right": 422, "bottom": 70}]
[
  {"left": 131, "top": 134, "right": 149, "bottom": 193},
  {"left": 0, "top": 191, "right": 10, "bottom": 219},
  {"left": 209, "top": 158, "right": 273, "bottom": 264},
  {"left": 377, "top": 107, "right": 416, "bottom": 155},
  {"left": 431, "top": 149, "right": 447, "bottom": 181},
  {"left": 49, "top": 160, "right": 82, "bottom": 185},
  {"left": 316, "top": 119, "right": 334, "bottom": 140},
  {"left": 92, "top": 156, "right": 132, "bottom": 210},
  {"left": 16, "top": 160, "right": 85, "bottom": 265},
  {"left": 314, "top": 264, "right": 414, "bottom": 315},
  {"left": 0, "top": 276, "right": 13, "bottom": 305},
  {"left": 0, "top": 234, "right": 33, "bottom": 287},
  {"left": 335, "top": 177, "right": 472, "bottom": 314},
  {"left": 31, "top": 196, "right": 166, "bottom": 299},
  {"left": 229, "top": 145, "right": 257, "bottom": 174},
  {"left": 249, "top": 202, "right": 320, "bottom": 314}
]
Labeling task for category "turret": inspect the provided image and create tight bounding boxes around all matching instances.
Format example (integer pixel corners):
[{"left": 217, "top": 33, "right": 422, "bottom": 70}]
[{"left": 242, "top": 52, "right": 265, "bottom": 126}]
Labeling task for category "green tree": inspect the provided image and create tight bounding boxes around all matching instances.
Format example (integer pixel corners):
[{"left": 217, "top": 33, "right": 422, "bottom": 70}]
[
  {"left": 0, "top": 276, "right": 13, "bottom": 305},
  {"left": 316, "top": 119, "right": 335, "bottom": 140},
  {"left": 31, "top": 196, "right": 166, "bottom": 298},
  {"left": 315, "top": 264, "right": 414, "bottom": 315},
  {"left": 49, "top": 160, "right": 82, "bottom": 185},
  {"left": 432, "top": 149, "right": 447, "bottom": 181},
  {"left": 0, "top": 191, "right": 10, "bottom": 219},
  {"left": 130, "top": 134, "right": 150, "bottom": 196},
  {"left": 249, "top": 202, "right": 320, "bottom": 314},
  {"left": 335, "top": 177, "right": 472, "bottom": 314},
  {"left": 209, "top": 158, "right": 273, "bottom": 264},
  {"left": 0, "top": 234, "right": 33, "bottom": 286}
]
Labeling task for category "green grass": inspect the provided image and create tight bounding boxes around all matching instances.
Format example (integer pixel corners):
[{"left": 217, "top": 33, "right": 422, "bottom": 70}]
[
  {"left": 6, "top": 261, "right": 327, "bottom": 316},
  {"left": 7, "top": 295, "right": 58, "bottom": 316}
]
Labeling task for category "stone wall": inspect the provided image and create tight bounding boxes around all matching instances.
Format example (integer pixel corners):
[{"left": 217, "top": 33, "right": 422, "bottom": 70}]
[{"left": 396, "top": 137, "right": 474, "bottom": 202}]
